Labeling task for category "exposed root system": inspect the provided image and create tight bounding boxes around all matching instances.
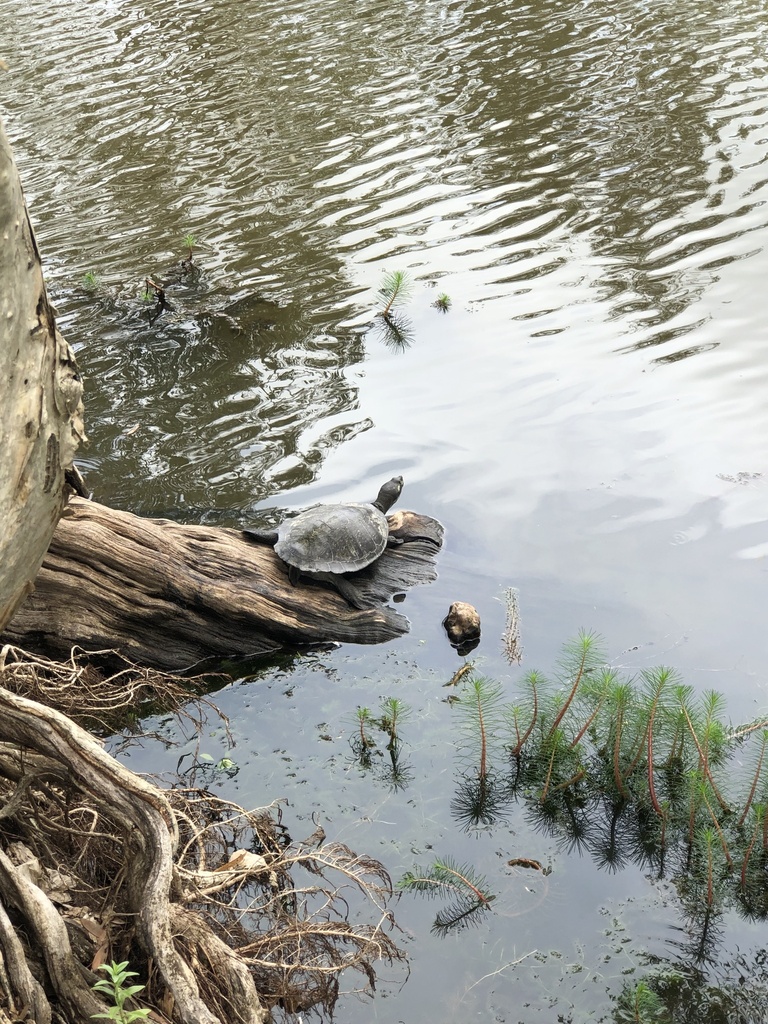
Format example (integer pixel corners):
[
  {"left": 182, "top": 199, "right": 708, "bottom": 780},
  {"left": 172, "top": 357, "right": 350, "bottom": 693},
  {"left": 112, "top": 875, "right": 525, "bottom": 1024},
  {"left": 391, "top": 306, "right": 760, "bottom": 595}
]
[
  {"left": 0, "top": 643, "right": 219, "bottom": 734},
  {"left": 0, "top": 646, "right": 405, "bottom": 1023}
]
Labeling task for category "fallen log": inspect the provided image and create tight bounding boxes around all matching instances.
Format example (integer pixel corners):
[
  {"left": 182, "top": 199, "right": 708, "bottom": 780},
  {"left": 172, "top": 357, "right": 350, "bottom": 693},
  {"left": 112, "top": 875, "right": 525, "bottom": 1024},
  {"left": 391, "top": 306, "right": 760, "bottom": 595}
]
[{"left": 4, "top": 497, "right": 443, "bottom": 671}]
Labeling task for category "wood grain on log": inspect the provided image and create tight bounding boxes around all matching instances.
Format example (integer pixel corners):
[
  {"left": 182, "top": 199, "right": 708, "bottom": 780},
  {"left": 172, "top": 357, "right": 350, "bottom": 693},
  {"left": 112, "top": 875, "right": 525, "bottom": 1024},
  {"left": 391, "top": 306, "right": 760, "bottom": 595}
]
[{"left": 4, "top": 498, "right": 443, "bottom": 671}]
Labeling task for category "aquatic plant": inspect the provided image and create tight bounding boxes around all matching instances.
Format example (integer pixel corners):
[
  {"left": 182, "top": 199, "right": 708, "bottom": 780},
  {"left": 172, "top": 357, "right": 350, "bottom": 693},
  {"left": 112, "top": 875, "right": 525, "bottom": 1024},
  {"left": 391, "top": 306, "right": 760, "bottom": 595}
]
[
  {"left": 82, "top": 270, "right": 101, "bottom": 291},
  {"left": 378, "top": 696, "right": 410, "bottom": 750},
  {"left": 377, "top": 269, "right": 413, "bottom": 317},
  {"left": 372, "top": 269, "right": 415, "bottom": 350},
  {"left": 614, "top": 978, "right": 671, "bottom": 1023},
  {"left": 398, "top": 856, "right": 495, "bottom": 933},
  {"left": 432, "top": 292, "right": 451, "bottom": 312},
  {"left": 355, "top": 706, "right": 376, "bottom": 751},
  {"left": 437, "top": 632, "right": 768, "bottom": 924},
  {"left": 177, "top": 750, "right": 238, "bottom": 781},
  {"left": 347, "top": 699, "right": 413, "bottom": 787}
]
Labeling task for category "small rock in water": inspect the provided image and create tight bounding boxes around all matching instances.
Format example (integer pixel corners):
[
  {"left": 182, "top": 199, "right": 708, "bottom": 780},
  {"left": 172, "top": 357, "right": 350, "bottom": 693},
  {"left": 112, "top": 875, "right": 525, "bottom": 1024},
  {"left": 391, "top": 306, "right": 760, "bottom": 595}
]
[{"left": 443, "top": 601, "right": 481, "bottom": 656}]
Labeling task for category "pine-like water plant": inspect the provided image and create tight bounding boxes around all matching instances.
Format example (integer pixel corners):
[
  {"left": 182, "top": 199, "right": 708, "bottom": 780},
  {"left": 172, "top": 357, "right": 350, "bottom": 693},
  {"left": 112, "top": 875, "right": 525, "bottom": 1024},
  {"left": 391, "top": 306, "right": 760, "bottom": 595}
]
[
  {"left": 372, "top": 269, "right": 415, "bottom": 350},
  {"left": 615, "top": 978, "right": 671, "bottom": 1023},
  {"left": 377, "top": 269, "right": 413, "bottom": 317},
  {"left": 398, "top": 856, "right": 495, "bottom": 933},
  {"left": 450, "top": 675, "right": 509, "bottom": 827},
  {"left": 378, "top": 696, "right": 410, "bottom": 751}
]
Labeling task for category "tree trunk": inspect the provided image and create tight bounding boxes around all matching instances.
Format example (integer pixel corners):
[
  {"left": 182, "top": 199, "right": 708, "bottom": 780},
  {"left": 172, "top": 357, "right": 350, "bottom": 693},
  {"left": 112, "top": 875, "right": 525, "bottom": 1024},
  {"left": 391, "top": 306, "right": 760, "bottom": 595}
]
[{"left": 0, "top": 120, "right": 84, "bottom": 631}]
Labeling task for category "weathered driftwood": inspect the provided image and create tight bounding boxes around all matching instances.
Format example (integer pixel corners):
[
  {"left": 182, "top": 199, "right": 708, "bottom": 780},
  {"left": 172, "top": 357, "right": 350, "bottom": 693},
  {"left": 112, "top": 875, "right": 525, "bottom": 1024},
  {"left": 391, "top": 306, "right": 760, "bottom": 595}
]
[
  {"left": 4, "top": 498, "right": 443, "bottom": 671},
  {"left": 0, "top": 120, "right": 84, "bottom": 631}
]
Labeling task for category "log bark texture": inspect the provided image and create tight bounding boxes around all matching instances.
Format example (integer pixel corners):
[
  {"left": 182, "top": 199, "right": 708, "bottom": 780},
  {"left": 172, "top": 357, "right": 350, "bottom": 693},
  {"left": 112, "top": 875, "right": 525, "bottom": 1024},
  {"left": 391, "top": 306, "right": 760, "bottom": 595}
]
[
  {"left": 4, "top": 498, "right": 443, "bottom": 670},
  {"left": 0, "top": 120, "right": 84, "bottom": 631}
]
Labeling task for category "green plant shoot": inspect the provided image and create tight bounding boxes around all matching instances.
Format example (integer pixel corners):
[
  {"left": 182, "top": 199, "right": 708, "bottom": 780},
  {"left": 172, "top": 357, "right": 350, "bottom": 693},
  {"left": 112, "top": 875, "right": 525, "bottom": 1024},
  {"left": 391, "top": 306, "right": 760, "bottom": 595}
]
[{"left": 91, "top": 960, "right": 151, "bottom": 1023}]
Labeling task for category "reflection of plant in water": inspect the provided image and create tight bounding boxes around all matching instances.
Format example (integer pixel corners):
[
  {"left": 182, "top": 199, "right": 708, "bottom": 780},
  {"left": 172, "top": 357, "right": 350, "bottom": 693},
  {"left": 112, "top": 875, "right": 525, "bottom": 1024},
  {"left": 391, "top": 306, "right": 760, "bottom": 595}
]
[
  {"left": 351, "top": 706, "right": 376, "bottom": 767},
  {"left": 613, "top": 950, "right": 768, "bottom": 1023},
  {"left": 614, "top": 977, "right": 673, "bottom": 1023},
  {"left": 398, "top": 856, "right": 495, "bottom": 934}
]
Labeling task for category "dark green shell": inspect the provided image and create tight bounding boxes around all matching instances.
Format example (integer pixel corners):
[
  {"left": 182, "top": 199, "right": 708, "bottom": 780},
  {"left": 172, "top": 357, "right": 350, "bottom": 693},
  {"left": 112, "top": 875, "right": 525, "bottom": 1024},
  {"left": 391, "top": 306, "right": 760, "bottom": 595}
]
[{"left": 275, "top": 502, "right": 390, "bottom": 574}]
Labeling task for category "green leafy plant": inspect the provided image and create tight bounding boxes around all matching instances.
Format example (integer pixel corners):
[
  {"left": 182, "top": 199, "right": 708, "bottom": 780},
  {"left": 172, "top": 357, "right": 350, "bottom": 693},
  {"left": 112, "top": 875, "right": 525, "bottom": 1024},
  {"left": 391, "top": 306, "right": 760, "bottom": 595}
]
[
  {"left": 444, "top": 632, "right": 768, "bottom": 924},
  {"left": 450, "top": 675, "right": 508, "bottom": 828},
  {"left": 82, "top": 270, "right": 101, "bottom": 291},
  {"left": 183, "top": 232, "right": 196, "bottom": 260},
  {"left": 350, "top": 706, "right": 377, "bottom": 768},
  {"left": 355, "top": 706, "right": 376, "bottom": 748},
  {"left": 347, "top": 698, "right": 413, "bottom": 787},
  {"left": 432, "top": 292, "right": 451, "bottom": 312},
  {"left": 91, "top": 960, "right": 150, "bottom": 1022}
]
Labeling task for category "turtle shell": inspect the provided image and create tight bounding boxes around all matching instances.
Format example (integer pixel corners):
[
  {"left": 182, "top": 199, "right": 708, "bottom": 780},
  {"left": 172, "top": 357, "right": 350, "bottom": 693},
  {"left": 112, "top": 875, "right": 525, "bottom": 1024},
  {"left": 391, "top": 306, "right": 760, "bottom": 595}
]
[{"left": 275, "top": 501, "right": 390, "bottom": 575}]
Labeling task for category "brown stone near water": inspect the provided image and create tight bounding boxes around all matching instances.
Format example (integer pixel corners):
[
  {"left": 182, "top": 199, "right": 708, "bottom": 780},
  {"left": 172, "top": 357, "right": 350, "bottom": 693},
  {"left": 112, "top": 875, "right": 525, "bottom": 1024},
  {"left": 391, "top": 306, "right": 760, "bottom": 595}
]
[{"left": 443, "top": 601, "right": 481, "bottom": 656}]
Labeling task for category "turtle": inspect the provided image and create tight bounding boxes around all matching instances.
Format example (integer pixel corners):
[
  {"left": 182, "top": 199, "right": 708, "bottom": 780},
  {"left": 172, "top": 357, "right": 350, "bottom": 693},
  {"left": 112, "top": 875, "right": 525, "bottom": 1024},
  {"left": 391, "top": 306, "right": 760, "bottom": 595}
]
[{"left": 243, "top": 476, "right": 404, "bottom": 608}]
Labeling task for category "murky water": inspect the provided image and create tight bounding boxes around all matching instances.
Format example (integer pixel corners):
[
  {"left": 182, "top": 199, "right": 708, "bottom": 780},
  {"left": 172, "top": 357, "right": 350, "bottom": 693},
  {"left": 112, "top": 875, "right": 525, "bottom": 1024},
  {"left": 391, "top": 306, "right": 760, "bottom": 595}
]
[{"left": 4, "top": 0, "right": 768, "bottom": 1019}]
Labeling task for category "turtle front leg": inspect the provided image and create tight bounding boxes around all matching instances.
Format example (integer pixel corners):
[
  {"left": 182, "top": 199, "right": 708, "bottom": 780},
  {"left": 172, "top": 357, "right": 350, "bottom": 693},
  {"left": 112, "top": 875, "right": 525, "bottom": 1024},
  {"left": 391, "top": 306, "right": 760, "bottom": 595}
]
[{"left": 288, "top": 564, "right": 302, "bottom": 587}]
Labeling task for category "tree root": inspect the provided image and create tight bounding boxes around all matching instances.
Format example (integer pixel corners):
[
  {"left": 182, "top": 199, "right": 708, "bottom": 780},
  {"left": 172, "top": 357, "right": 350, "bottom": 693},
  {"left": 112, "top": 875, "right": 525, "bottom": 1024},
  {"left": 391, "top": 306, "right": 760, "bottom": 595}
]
[{"left": 0, "top": 649, "right": 405, "bottom": 1023}]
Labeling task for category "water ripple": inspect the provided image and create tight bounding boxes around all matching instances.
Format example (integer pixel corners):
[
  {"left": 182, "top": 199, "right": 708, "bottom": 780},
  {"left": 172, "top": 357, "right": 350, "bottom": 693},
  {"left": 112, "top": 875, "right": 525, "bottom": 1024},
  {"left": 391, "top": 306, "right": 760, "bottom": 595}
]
[{"left": 3, "top": 0, "right": 768, "bottom": 498}]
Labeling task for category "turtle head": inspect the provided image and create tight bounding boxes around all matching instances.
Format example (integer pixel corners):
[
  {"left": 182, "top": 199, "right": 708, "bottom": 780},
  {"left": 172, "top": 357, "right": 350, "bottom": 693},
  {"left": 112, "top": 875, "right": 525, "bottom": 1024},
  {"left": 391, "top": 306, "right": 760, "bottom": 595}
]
[{"left": 374, "top": 475, "right": 404, "bottom": 513}]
